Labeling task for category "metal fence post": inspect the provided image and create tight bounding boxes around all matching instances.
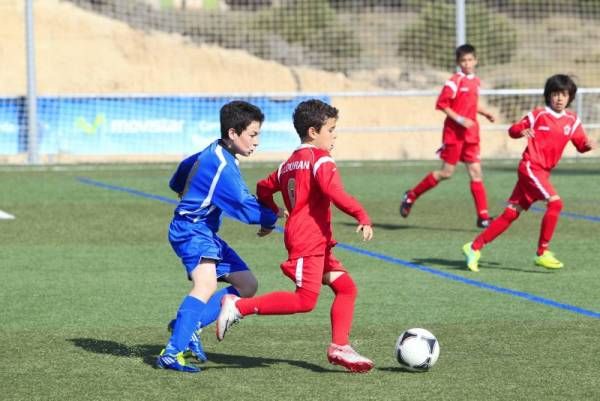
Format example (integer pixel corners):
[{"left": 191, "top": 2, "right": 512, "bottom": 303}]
[
  {"left": 456, "top": 0, "right": 466, "bottom": 47},
  {"left": 25, "top": 0, "right": 39, "bottom": 164}
]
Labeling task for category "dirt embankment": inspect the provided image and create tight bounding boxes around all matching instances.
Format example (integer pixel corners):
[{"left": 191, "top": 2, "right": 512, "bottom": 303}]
[{"left": 2, "top": 0, "right": 595, "bottom": 162}]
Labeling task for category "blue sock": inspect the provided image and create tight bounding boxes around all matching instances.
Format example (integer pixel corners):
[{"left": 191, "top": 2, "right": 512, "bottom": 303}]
[
  {"left": 165, "top": 296, "right": 206, "bottom": 354},
  {"left": 197, "top": 286, "right": 240, "bottom": 328}
]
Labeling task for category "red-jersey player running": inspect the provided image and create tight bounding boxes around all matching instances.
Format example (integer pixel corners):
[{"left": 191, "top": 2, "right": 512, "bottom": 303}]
[
  {"left": 463, "top": 74, "right": 596, "bottom": 272},
  {"left": 400, "top": 44, "right": 496, "bottom": 228},
  {"left": 216, "top": 99, "right": 375, "bottom": 373}
]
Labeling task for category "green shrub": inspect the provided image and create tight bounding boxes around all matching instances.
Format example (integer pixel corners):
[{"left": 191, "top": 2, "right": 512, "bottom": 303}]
[
  {"left": 398, "top": 1, "right": 517, "bottom": 70},
  {"left": 254, "top": 0, "right": 361, "bottom": 71}
]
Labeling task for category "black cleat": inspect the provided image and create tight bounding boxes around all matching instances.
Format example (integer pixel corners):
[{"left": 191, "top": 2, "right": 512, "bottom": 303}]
[
  {"left": 399, "top": 191, "right": 415, "bottom": 218},
  {"left": 476, "top": 216, "right": 493, "bottom": 228}
]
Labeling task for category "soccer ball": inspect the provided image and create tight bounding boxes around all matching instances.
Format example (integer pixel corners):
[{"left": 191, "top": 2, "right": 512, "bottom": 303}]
[{"left": 395, "top": 328, "right": 440, "bottom": 372}]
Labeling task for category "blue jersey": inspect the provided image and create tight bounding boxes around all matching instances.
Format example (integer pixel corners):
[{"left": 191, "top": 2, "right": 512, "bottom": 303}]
[{"left": 169, "top": 140, "right": 277, "bottom": 233}]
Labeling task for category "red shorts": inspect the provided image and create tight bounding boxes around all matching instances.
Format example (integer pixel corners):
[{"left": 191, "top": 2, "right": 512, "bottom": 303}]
[
  {"left": 280, "top": 250, "right": 347, "bottom": 294},
  {"left": 508, "top": 161, "right": 557, "bottom": 210},
  {"left": 438, "top": 141, "right": 480, "bottom": 165}
]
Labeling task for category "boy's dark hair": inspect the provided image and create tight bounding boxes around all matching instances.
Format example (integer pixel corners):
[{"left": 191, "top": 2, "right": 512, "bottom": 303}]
[
  {"left": 220, "top": 100, "right": 265, "bottom": 139},
  {"left": 455, "top": 44, "right": 476, "bottom": 61},
  {"left": 544, "top": 74, "right": 577, "bottom": 107},
  {"left": 293, "top": 99, "right": 339, "bottom": 139}
]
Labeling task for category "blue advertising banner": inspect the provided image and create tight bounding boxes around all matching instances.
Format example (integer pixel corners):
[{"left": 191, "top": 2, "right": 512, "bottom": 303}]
[
  {"left": 0, "top": 97, "right": 23, "bottom": 155},
  {"left": 0, "top": 95, "right": 330, "bottom": 156}
]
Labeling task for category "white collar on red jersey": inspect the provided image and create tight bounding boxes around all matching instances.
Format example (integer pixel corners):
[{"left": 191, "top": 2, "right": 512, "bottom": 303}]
[
  {"left": 545, "top": 106, "right": 567, "bottom": 118},
  {"left": 457, "top": 71, "right": 476, "bottom": 79},
  {"left": 296, "top": 144, "right": 317, "bottom": 150}
]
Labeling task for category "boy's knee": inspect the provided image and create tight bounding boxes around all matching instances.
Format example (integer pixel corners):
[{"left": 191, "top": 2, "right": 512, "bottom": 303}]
[
  {"left": 547, "top": 198, "right": 563, "bottom": 215},
  {"left": 502, "top": 206, "right": 521, "bottom": 222},
  {"left": 469, "top": 172, "right": 483, "bottom": 181},
  {"left": 437, "top": 171, "right": 453, "bottom": 180},
  {"left": 296, "top": 288, "right": 319, "bottom": 313},
  {"left": 330, "top": 273, "right": 357, "bottom": 299},
  {"left": 236, "top": 276, "right": 258, "bottom": 298}
]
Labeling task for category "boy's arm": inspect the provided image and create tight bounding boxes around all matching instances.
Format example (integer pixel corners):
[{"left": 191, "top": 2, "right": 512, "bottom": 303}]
[
  {"left": 477, "top": 104, "right": 495, "bottom": 123},
  {"left": 435, "top": 79, "right": 474, "bottom": 128},
  {"left": 315, "top": 160, "right": 371, "bottom": 226},
  {"left": 508, "top": 113, "right": 533, "bottom": 139},
  {"left": 440, "top": 107, "right": 475, "bottom": 128},
  {"left": 212, "top": 165, "right": 278, "bottom": 228},
  {"left": 169, "top": 152, "right": 201, "bottom": 195},
  {"left": 570, "top": 120, "right": 595, "bottom": 153},
  {"left": 256, "top": 169, "right": 281, "bottom": 215}
]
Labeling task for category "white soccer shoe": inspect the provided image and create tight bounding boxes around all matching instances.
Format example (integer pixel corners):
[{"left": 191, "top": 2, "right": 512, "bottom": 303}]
[
  {"left": 216, "top": 294, "right": 241, "bottom": 341},
  {"left": 327, "top": 343, "right": 374, "bottom": 373}
]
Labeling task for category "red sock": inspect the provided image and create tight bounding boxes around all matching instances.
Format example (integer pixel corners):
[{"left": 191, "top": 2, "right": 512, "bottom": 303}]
[
  {"left": 470, "top": 180, "right": 489, "bottom": 219},
  {"left": 329, "top": 274, "right": 357, "bottom": 346},
  {"left": 411, "top": 172, "right": 439, "bottom": 199},
  {"left": 236, "top": 288, "right": 319, "bottom": 316},
  {"left": 537, "top": 199, "right": 563, "bottom": 256},
  {"left": 472, "top": 207, "right": 519, "bottom": 250}
]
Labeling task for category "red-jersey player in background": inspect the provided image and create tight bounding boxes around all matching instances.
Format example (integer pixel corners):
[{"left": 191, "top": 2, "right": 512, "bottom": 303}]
[
  {"left": 400, "top": 44, "right": 496, "bottom": 228},
  {"left": 463, "top": 74, "right": 596, "bottom": 272},
  {"left": 215, "top": 99, "right": 375, "bottom": 373}
]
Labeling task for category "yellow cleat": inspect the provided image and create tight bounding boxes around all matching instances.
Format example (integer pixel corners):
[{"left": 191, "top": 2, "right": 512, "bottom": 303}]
[
  {"left": 462, "top": 242, "right": 480, "bottom": 272},
  {"left": 535, "top": 251, "right": 563, "bottom": 269}
]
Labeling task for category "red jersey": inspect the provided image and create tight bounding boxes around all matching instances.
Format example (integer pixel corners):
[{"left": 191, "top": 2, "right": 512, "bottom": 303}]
[
  {"left": 257, "top": 144, "right": 371, "bottom": 259},
  {"left": 509, "top": 106, "right": 591, "bottom": 171},
  {"left": 436, "top": 72, "right": 481, "bottom": 144}
]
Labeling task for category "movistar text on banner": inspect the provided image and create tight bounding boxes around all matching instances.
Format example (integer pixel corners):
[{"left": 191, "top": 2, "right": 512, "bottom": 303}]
[{"left": 0, "top": 96, "right": 330, "bottom": 155}]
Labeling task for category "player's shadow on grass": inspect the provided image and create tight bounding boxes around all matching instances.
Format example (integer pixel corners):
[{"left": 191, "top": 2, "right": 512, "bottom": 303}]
[
  {"left": 68, "top": 338, "right": 339, "bottom": 373},
  {"left": 378, "top": 366, "right": 427, "bottom": 373},
  {"left": 412, "top": 257, "right": 550, "bottom": 274},
  {"left": 412, "top": 257, "right": 500, "bottom": 270},
  {"left": 340, "top": 221, "right": 476, "bottom": 233}
]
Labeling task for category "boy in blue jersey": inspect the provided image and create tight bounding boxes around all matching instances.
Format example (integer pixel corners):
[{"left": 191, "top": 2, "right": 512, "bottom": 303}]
[{"left": 156, "top": 100, "right": 280, "bottom": 372}]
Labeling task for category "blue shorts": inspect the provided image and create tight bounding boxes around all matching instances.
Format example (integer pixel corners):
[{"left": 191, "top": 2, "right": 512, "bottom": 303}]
[{"left": 169, "top": 218, "right": 249, "bottom": 279}]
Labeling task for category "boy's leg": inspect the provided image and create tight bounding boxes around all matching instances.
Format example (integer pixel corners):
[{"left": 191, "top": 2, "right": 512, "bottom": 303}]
[
  {"left": 472, "top": 205, "right": 520, "bottom": 251},
  {"left": 168, "top": 242, "right": 253, "bottom": 360},
  {"left": 216, "top": 256, "right": 324, "bottom": 341},
  {"left": 237, "top": 287, "right": 319, "bottom": 316},
  {"left": 463, "top": 143, "right": 491, "bottom": 227},
  {"left": 323, "top": 257, "right": 373, "bottom": 373},
  {"left": 216, "top": 287, "right": 319, "bottom": 341},
  {"left": 327, "top": 272, "right": 357, "bottom": 345},
  {"left": 537, "top": 197, "right": 563, "bottom": 255},
  {"left": 187, "top": 240, "right": 253, "bottom": 328},
  {"left": 464, "top": 204, "right": 521, "bottom": 272},
  {"left": 465, "top": 162, "right": 491, "bottom": 225},
  {"left": 535, "top": 197, "right": 564, "bottom": 269},
  {"left": 516, "top": 162, "right": 562, "bottom": 268},
  {"left": 400, "top": 158, "right": 455, "bottom": 218},
  {"left": 158, "top": 260, "right": 217, "bottom": 372}
]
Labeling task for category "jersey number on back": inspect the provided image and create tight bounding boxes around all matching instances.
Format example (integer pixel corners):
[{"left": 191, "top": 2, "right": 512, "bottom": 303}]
[{"left": 287, "top": 178, "right": 296, "bottom": 209}]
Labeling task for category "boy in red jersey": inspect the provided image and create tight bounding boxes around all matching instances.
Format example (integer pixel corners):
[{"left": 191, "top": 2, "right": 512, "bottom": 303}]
[
  {"left": 215, "top": 99, "right": 375, "bottom": 373},
  {"left": 463, "top": 74, "right": 595, "bottom": 272},
  {"left": 400, "top": 44, "right": 496, "bottom": 228}
]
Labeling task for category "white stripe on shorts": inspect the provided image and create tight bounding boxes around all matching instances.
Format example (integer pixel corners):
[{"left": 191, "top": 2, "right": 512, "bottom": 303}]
[
  {"left": 525, "top": 161, "right": 550, "bottom": 199},
  {"left": 295, "top": 257, "right": 304, "bottom": 288}
]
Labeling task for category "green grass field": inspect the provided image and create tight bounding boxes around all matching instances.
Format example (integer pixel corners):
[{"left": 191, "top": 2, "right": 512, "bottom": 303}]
[{"left": 1, "top": 159, "right": 599, "bottom": 401}]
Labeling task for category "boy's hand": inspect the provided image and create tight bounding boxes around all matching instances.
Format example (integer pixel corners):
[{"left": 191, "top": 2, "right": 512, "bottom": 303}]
[
  {"left": 521, "top": 128, "right": 535, "bottom": 138},
  {"left": 585, "top": 137, "right": 597, "bottom": 150},
  {"left": 257, "top": 226, "right": 273, "bottom": 237},
  {"left": 460, "top": 117, "right": 475, "bottom": 128},
  {"left": 277, "top": 207, "right": 289, "bottom": 219},
  {"left": 484, "top": 113, "right": 495, "bottom": 123},
  {"left": 356, "top": 224, "right": 373, "bottom": 241}
]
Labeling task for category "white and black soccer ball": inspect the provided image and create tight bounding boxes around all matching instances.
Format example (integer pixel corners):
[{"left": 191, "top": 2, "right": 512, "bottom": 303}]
[{"left": 395, "top": 328, "right": 440, "bottom": 372}]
